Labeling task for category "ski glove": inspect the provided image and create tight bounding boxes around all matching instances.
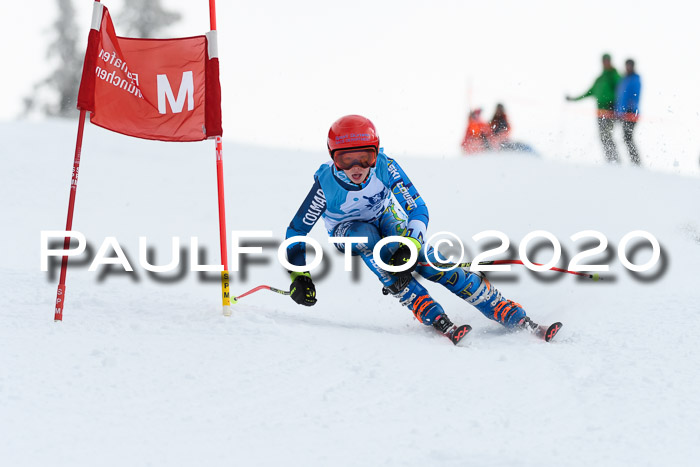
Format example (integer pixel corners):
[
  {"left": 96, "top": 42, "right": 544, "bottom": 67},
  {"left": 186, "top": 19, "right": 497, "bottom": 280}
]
[
  {"left": 389, "top": 237, "right": 422, "bottom": 274},
  {"left": 290, "top": 271, "right": 317, "bottom": 306}
]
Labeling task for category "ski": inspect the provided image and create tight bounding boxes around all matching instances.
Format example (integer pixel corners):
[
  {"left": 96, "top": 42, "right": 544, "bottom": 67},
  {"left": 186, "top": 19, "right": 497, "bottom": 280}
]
[
  {"left": 435, "top": 322, "right": 561, "bottom": 345},
  {"left": 535, "top": 322, "right": 563, "bottom": 342},
  {"left": 519, "top": 317, "right": 563, "bottom": 342},
  {"left": 448, "top": 324, "right": 472, "bottom": 345}
]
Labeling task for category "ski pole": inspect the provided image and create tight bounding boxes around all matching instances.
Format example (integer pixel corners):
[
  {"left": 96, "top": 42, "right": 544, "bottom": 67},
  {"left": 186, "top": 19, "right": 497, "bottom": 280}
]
[
  {"left": 233, "top": 260, "right": 602, "bottom": 304},
  {"left": 416, "top": 259, "right": 602, "bottom": 281},
  {"left": 232, "top": 285, "right": 290, "bottom": 303}
]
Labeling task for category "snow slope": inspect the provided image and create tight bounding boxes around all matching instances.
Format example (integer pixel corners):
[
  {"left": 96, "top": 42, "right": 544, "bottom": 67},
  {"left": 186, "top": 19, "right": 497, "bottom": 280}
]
[{"left": 2, "top": 120, "right": 700, "bottom": 467}]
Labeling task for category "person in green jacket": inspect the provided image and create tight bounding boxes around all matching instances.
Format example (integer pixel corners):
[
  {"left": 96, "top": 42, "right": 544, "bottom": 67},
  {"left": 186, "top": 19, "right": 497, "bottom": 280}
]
[{"left": 566, "top": 53, "right": 621, "bottom": 163}]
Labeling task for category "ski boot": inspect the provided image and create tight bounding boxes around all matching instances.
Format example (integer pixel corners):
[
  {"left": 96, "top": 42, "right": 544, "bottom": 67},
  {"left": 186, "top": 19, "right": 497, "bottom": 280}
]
[
  {"left": 518, "top": 316, "right": 563, "bottom": 342},
  {"left": 384, "top": 276, "right": 471, "bottom": 345},
  {"left": 433, "top": 314, "right": 471, "bottom": 345}
]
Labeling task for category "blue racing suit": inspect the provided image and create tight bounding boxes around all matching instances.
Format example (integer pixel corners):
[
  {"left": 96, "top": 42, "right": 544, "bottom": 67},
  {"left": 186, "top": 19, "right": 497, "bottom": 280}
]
[{"left": 286, "top": 149, "right": 526, "bottom": 328}]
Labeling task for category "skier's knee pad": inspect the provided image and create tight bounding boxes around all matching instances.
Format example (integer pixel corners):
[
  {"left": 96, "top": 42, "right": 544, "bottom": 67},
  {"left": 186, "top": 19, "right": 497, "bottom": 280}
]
[
  {"left": 389, "top": 278, "right": 445, "bottom": 325},
  {"left": 384, "top": 273, "right": 411, "bottom": 295},
  {"left": 417, "top": 261, "right": 477, "bottom": 298}
]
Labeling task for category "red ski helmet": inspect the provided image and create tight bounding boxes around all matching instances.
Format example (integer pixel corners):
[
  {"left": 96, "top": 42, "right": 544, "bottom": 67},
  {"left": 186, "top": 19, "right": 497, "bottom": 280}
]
[{"left": 327, "top": 115, "right": 380, "bottom": 158}]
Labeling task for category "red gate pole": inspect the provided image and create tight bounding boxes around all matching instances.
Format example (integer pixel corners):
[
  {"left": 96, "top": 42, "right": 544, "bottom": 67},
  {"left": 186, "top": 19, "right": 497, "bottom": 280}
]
[
  {"left": 54, "top": 109, "right": 87, "bottom": 321},
  {"left": 209, "top": 0, "right": 231, "bottom": 316}
]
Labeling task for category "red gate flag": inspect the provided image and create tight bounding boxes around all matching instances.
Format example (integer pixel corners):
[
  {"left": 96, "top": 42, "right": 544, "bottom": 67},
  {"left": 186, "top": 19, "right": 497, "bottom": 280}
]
[{"left": 77, "top": 2, "right": 222, "bottom": 141}]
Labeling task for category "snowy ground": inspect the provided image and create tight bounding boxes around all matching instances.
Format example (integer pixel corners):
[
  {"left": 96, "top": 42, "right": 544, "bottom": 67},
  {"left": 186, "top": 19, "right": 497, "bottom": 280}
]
[{"left": 2, "top": 120, "right": 700, "bottom": 466}]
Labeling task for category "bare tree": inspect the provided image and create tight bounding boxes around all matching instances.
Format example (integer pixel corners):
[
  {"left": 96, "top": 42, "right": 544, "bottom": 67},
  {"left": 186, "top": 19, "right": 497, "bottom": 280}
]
[
  {"left": 24, "top": 0, "right": 83, "bottom": 118},
  {"left": 23, "top": 0, "right": 183, "bottom": 118},
  {"left": 117, "top": 0, "right": 182, "bottom": 38}
]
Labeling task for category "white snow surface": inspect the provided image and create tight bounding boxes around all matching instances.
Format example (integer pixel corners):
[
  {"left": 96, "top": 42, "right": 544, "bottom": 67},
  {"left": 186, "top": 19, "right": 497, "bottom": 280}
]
[{"left": 2, "top": 120, "right": 700, "bottom": 467}]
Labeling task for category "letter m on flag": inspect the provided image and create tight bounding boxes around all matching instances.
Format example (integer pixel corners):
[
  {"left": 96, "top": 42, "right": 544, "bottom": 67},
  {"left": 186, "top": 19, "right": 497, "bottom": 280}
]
[
  {"left": 77, "top": 2, "right": 222, "bottom": 141},
  {"left": 158, "top": 71, "right": 195, "bottom": 114}
]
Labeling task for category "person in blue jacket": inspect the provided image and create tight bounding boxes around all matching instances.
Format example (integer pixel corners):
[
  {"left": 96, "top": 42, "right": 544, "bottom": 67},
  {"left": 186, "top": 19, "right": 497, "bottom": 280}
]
[
  {"left": 616, "top": 59, "right": 642, "bottom": 165},
  {"left": 284, "top": 115, "right": 555, "bottom": 344}
]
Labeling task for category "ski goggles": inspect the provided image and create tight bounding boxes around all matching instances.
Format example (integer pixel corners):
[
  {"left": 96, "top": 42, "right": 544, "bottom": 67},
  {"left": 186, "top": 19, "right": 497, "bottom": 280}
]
[{"left": 332, "top": 147, "right": 378, "bottom": 170}]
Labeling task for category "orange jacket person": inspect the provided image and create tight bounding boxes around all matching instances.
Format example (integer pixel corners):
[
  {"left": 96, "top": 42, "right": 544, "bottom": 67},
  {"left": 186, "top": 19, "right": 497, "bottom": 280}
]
[{"left": 461, "top": 108, "right": 492, "bottom": 154}]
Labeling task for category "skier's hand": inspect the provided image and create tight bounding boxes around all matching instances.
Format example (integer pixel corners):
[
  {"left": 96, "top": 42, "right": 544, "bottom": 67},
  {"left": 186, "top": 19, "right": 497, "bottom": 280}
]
[
  {"left": 389, "top": 237, "right": 422, "bottom": 273},
  {"left": 290, "top": 272, "right": 317, "bottom": 306}
]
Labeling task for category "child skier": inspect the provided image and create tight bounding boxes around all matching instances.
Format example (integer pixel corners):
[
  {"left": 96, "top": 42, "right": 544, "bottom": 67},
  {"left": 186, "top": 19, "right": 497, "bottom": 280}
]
[{"left": 285, "top": 115, "right": 560, "bottom": 344}]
